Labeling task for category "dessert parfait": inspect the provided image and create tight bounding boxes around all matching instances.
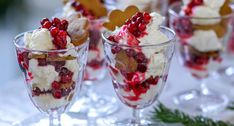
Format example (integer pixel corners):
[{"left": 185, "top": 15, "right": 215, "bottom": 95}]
[
  {"left": 15, "top": 17, "right": 88, "bottom": 113},
  {"left": 171, "top": 0, "right": 233, "bottom": 79},
  {"left": 103, "top": 6, "right": 175, "bottom": 109},
  {"left": 63, "top": 0, "right": 108, "bottom": 81}
]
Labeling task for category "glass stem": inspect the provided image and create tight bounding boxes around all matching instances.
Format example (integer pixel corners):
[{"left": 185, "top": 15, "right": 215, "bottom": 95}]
[
  {"left": 49, "top": 111, "right": 61, "bottom": 126},
  {"left": 132, "top": 109, "right": 140, "bottom": 124}
]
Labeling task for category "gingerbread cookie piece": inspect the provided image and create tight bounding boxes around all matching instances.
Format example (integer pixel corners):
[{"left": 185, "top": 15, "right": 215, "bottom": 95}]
[{"left": 103, "top": 6, "right": 140, "bottom": 31}]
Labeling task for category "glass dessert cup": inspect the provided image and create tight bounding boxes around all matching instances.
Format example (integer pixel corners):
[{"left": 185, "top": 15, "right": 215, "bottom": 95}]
[
  {"left": 102, "top": 26, "right": 175, "bottom": 125},
  {"left": 169, "top": 2, "right": 233, "bottom": 114},
  {"left": 13, "top": 32, "right": 89, "bottom": 126},
  {"left": 70, "top": 19, "right": 119, "bottom": 117},
  {"left": 215, "top": 4, "right": 234, "bottom": 84}
]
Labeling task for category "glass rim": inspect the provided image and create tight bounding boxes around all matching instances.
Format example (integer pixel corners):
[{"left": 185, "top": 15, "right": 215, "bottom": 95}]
[
  {"left": 168, "top": 1, "right": 234, "bottom": 20},
  {"left": 13, "top": 30, "right": 89, "bottom": 53},
  {"left": 102, "top": 26, "right": 176, "bottom": 48}
]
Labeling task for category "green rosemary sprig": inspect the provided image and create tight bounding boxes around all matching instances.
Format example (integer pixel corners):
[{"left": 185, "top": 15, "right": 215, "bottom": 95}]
[{"left": 151, "top": 103, "right": 234, "bottom": 126}]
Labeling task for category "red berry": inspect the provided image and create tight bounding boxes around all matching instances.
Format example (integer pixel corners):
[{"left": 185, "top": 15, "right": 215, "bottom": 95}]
[
  {"left": 135, "top": 52, "right": 147, "bottom": 63},
  {"left": 38, "top": 58, "right": 47, "bottom": 66},
  {"left": 111, "top": 45, "right": 121, "bottom": 54},
  {"left": 32, "top": 87, "right": 41, "bottom": 96},
  {"left": 52, "top": 18, "right": 61, "bottom": 26},
  {"left": 53, "top": 90, "right": 62, "bottom": 99},
  {"left": 42, "top": 21, "right": 52, "bottom": 29},
  {"left": 108, "top": 36, "right": 117, "bottom": 42},
  {"left": 40, "top": 18, "right": 50, "bottom": 26},
  {"left": 61, "top": 20, "right": 69, "bottom": 30},
  {"left": 125, "top": 19, "right": 131, "bottom": 25},
  {"left": 143, "top": 12, "right": 151, "bottom": 21},
  {"left": 52, "top": 81, "right": 60, "bottom": 90},
  {"left": 136, "top": 12, "right": 143, "bottom": 17},
  {"left": 138, "top": 23, "right": 146, "bottom": 31},
  {"left": 137, "top": 64, "right": 147, "bottom": 73},
  {"left": 50, "top": 27, "right": 59, "bottom": 37}
]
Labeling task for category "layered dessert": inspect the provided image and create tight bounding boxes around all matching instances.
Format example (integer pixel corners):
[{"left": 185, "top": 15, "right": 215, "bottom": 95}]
[
  {"left": 16, "top": 17, "right": 87, "bottom": 112},
  {"left": 63, "top": 0, "right": 107, "bottom": 81},
  {"left": 172, "top": 0, "right": 232, "bottom": 79},
  {"left": 105, "top": 10, "right": 170, "bottom": 108}
]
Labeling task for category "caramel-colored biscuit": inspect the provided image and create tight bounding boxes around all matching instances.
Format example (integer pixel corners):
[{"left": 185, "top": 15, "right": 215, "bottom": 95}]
[
  {"left": 71, "top": 31, "right": 89, "bottom": 46},
  {"left": 103, "top": 6, "right": 140, "bottom": 31},
  {"left": 220, "top": 0, "right": 232, "bottom": 16},
  {"left": 28, "top": 54, "right": 47, "bottom": 59},
  {"left": 60, "top": 81, "right": 74, "bottom": 89},
  {"left": 76, "top": 0, "right": 107, "bottom": 18},
  {"left": 115, "top": 50, "right": 137, "bottom": 72},
  {"left": 46, "top": 55, "right": 76, "bottom": 61},
  {"left": 193, "top": 23, "right": 227, "bottom": 38},
  {"left": 187, "top": 45, "right": 220, "bottom": 57}
]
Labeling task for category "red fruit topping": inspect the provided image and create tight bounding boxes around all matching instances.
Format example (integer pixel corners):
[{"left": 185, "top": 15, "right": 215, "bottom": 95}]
[
  {"left": 71, "top": 1, "right": 94, "bottom": 18},
  {"left": 137, "top": 64, "right": 147, "bottom": 73},
  {"left": 42, "top": 21, "right": 52, "bottom": 29},
  {"left": 50, "top": 27, "right": 59, "bottom": 37},
  {"left": 53, "top": 30, "right": 67, "bottom": 49},
  {"left": 40, "top": 18, "right": 50, "bottom": 26},
  {"left": 111, "top": 45, "right": 121, "bottom": 54},
  {"left": 143, "top": 12, "right": 151, "bottom": 21},
  {"left": 184, "top": 0, "right": 203, "bottom": 15},
  {"left": 17, "top": 51, "right": 29, "bottom": 70},
  {"left": 52, "top": 18, "right": 61, "bottom": 27},
  {"left": 125, "top": 72, "right": 135, "bottom": 81},
  {"left": 125, "top": 12, "right": 151, "bottom": 38},
  {"left": 173, "top": 18, "right": 193, "bottom": 38},
  {"left": 53, "top": 90, "right": 62, "bottom": 99},
  {"left": 52, "top": 81, "right": 60, "bottom": 90},
  {"left": 61, "top": 20, "right": 69, "bottom": 30},
  {"left": 146, "top": 76, "right": 159, "bottom": 85}
]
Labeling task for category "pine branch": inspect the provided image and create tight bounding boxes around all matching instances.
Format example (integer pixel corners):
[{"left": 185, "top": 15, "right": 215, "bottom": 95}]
[{"left": 151, "top": 103, "right": 234, "bottom": 126}]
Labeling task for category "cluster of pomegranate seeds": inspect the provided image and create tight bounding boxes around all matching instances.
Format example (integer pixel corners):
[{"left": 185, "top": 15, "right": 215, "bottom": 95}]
[
  {"left": 59, "top": 67, "right": 73, "bottom": 83},
  {"left": 125, "top": 12, "right": 151, "bottom": 37},
  {"left": 118, "top": 75, "right": 160, "bottom": 102},
  {"left": 40, "top": 17, "right": 69, "bottom": 49},
  {"left": 184, "top": 0, "right": 203, "bottom": 15},
  {"left": 71, "top": 1, "right": 95, "bottom": 18},
  {"left": 17, "top": 51, "right": 29, "bottom": 70},
  {"left": 173, "top": 18, "right": 193, "bottom": 39}
]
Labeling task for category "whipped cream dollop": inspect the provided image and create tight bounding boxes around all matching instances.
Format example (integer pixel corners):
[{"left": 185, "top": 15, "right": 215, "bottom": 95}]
[
  {"left": 24, "top": 28, "right": 55, "bottom": 50},
  {"left": 139, "top": 13, "right": 169, "bottom": 45},
  {"left": 24, "top": 28, "right": 73, "bottom": 50},
  {"left": 63, "top": 1, "right": 77, "bottom": 17},
  {"left": 181, "top": 0, "right": 225, "bottom": 25},
  {"left": 187, "top": 30, "right": 222, "bottom": 52}
]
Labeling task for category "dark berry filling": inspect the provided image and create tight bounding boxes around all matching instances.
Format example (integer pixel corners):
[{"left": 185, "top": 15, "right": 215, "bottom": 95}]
[{"left": 172, "top": 18, "right": 193, "bottom": 39}]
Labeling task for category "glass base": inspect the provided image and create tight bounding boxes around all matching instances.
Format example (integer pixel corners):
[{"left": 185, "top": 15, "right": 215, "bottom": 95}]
[
  {"left": 12, "top": 113, "right": 90, "bottom": 126},
  {"left": 173, "top": 89, "right": 229, "bottom": 114},
  {"left": 217, "top": 66, "right": 234, "bottom": 83},
  {"left": 104, "top": 118, "right": 166, "bottom": 126},
  {"left": 70, "top": 94, "right": 119, "bottom": 117}
]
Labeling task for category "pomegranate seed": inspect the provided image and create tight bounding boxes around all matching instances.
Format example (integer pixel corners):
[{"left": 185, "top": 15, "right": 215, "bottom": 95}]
[
  {"left": 136, "top": 12, "right": 143, "bottom": 17},
  {"left": 111, "top": 45, "right": 121, "bottom": 54},
  {"left": 71, "top": 1, "right": 77, "bottom": 7},
  {"left": 125, "top": 19, "right": 131, "bottom": 25},
  {"left": 38, "top": 58, "right": 47, "bottom": 66},
  {"left": 61, "top": 20, "right": 69, "bottom": 30},
  {"left": 137, "top": 64, "right": 147, "bottom": 73},
  {"left": 42, "top": 21, "right": 52, "bottom": 29},
  {"left": 125, "top": 49, "right": 136, "bottom": 57},
  {"left": 32, "top": 87, "right": 41, "bottom": 96},
  {"left": 135, "top": 52, "right": 146, "bottom": 63},
  {"left": 50, "top": 27, "right": 59, "bottom": 37},
  {"left": 75, "top": 4, "right": 84, "bottom": 11},
  {"left": 52, "top": 18, "right": 61, "bottom": 26},
  {"left": 53, "top": 90, "right": 62, "bottom": 99},
  {"left": 52, "top": 81, "right": 60, "bottom": 90},
  {"left": 59, "top": 67, "right": 73, "bottom": 83},
  {"left": 40, "top": 18, "right": 50, "bottom": 26},
  {"left": 138, "top": 23, "right": 146, "bottom": 31},
  {"left": 107, "top": 36, "right": 117, "bottom": 42},
  {"left": 143, "top": 12, "right": 151, "bottom": 21},
  {"left": 125, "top": 72, "right": 134, "bottom": 81}
]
